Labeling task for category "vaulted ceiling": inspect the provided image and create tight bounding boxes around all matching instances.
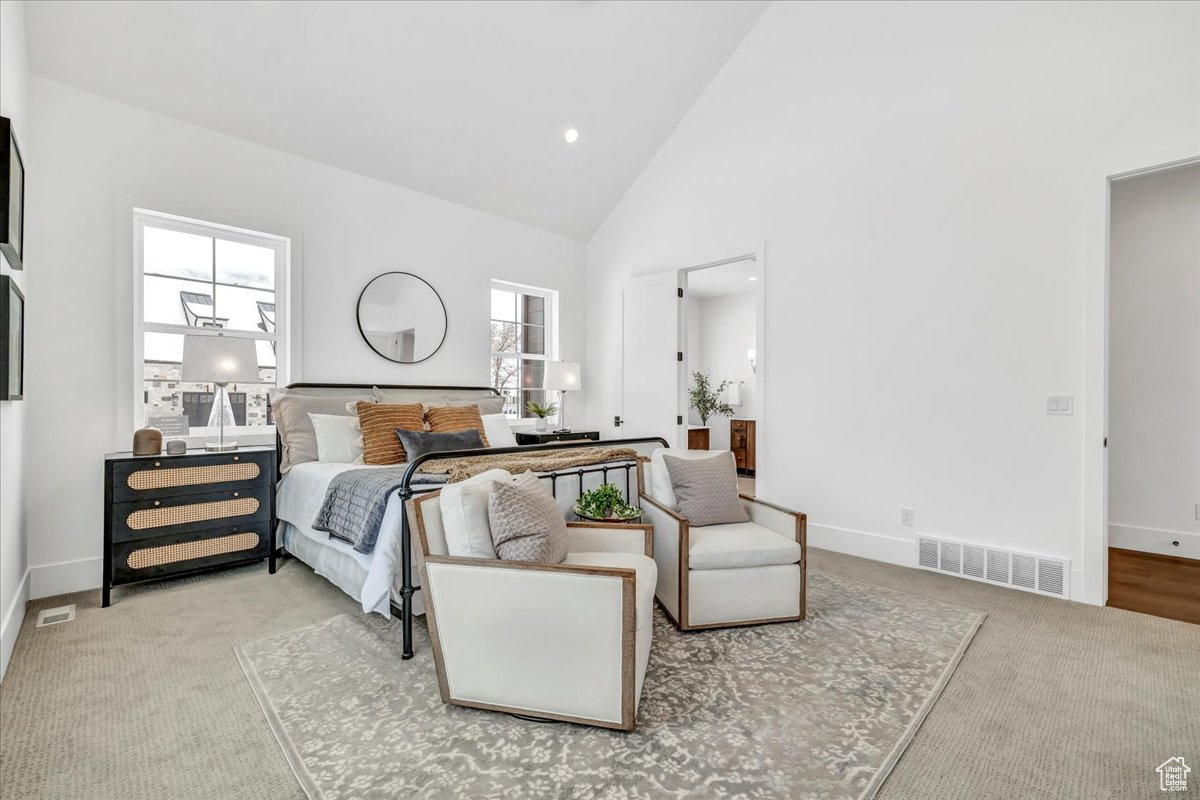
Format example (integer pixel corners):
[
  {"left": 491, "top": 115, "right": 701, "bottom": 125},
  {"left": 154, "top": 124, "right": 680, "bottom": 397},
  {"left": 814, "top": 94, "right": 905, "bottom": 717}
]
[{"left": 25, "top": 0, "right": 769, "bottom": 240}]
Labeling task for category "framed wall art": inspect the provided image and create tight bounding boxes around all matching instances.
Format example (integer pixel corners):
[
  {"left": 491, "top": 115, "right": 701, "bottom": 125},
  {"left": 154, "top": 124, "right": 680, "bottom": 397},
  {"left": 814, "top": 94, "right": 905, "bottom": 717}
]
[
  {"left": 1, "top": 116, "right": 26, "bottom": 271},
  {"left": 1, "top": 274, "right": 24, "bottom": 400}
]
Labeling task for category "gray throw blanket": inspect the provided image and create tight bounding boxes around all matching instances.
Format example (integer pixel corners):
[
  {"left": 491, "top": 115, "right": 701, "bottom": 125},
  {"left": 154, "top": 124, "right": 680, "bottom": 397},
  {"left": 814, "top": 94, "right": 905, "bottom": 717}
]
[{"left": 312, "top": 467, "right": 447, "bottom": 554}]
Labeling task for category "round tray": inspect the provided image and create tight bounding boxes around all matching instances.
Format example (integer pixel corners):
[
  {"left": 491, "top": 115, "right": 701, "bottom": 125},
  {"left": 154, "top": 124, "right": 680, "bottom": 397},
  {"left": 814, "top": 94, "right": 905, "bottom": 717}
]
[{"left": 573, "top": 507, "right": 643, "bottom": 523}]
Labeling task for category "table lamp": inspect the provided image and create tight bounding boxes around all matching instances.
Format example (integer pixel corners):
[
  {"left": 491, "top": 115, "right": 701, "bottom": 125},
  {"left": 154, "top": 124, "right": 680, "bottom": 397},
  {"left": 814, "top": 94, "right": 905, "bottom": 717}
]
[
  {"left": 181, "top": 334, "right": 259, "bottom": 451},
  {"left": 543, "top": 361, "right": 581, "bottom": 432}
]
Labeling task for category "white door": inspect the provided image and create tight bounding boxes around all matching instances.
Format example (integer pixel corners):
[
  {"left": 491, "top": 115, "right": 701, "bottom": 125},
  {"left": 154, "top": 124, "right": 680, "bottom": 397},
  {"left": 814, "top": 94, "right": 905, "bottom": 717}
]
[{"left": 620, "top": 271, "right": 682, "bottom": 446}]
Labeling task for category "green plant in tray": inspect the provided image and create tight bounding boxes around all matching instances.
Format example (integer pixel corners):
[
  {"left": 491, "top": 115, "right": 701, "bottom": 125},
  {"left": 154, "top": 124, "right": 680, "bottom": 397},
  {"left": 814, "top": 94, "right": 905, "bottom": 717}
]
[{"left": 574, "top": 483, "right": 642, "bottom": 522}]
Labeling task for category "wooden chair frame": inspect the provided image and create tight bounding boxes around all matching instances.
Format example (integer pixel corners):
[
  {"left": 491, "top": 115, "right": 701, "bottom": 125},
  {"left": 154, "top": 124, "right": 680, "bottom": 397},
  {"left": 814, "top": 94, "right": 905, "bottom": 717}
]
[
  {"left": 408, "top": 488, "right": 654, "bottom": 731},
  {"left": 640, "top": 491, "right": 806, "bottom": 631}
]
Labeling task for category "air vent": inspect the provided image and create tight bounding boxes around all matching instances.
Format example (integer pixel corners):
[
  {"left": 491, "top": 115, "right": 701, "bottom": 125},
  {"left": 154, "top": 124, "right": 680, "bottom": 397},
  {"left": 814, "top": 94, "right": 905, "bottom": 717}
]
[
  {"left": 962, "top": 545, "right": 986, "bottom": 579},
  {"left": 1037, "top": 559, "right": 1065, "bottom": 595},
  {"left": 938, "top": 541, "right": 961, "bottom": 573},
  {"left": 918, "top": 538, "right": 938, "bottom": 569},
  {"left": 1011, "top": 554, "right": 1037, "bottom": 591},
  {"left": 915, "top": 535, "right": 1069, "bottom": 598},
  {"left": 986, "top": 550, "right": 1009, "bottom": 583},
  {"left": 36, "top": 605, "right": 76, "bottom": 627}
]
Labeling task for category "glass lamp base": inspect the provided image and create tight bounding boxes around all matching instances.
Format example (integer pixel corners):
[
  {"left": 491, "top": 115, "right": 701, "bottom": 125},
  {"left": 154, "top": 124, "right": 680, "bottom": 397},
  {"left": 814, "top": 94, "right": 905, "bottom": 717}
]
[{"left": 203, "top": 384, "right": 240, "bottom": 451}]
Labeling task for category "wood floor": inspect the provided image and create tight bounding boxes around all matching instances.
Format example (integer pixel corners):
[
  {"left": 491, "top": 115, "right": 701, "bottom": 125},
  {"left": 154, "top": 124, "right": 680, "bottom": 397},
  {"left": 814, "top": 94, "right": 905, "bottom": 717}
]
[{"left": 1107, "top": 547, "right": 1200, "bottom": 625}]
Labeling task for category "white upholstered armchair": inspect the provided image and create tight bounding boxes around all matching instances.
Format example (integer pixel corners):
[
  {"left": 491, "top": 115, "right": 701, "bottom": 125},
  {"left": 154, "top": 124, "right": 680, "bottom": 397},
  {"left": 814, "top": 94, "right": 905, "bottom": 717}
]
[
  {"left": 640, "top": 448, "right": 806, "bottom": 630},
  {"left": 407, "top": 490, "right": 657, "bottom": 731}
]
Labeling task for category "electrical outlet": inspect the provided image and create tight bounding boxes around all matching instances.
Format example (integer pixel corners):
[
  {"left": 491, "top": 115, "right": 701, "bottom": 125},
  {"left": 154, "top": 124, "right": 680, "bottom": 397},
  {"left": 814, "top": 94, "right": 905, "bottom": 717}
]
[
  {"left": 1195, "top": 503, "right": 1200, "bottom": 521},
  {"left": 901, "top": 508, "right": 914, "bottom": 526}
]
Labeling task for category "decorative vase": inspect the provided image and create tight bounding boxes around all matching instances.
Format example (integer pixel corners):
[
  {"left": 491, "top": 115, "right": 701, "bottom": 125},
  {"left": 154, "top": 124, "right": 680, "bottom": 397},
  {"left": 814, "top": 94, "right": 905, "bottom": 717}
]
[
  {"left": 535, "top": 417, "right": 549, "bottom": 432},
  {"left": 132, "top": 427, "right": 163, "bottom": 456}
]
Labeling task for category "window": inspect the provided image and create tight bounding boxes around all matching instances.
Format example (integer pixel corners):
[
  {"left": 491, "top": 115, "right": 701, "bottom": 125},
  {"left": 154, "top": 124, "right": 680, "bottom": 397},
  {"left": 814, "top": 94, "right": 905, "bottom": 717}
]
[
  {"left": 135, "top": 210, "right": 289, "bottom": 437},
  {"left": 490, "top": 281, "right": 558, "bottom": 419}
]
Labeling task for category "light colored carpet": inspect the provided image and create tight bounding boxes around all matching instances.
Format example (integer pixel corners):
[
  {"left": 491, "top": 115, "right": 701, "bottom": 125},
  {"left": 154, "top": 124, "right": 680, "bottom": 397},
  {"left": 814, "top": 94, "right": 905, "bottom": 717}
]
[
  {"left": 236, "top": 572, "right": 982, "bottom": 800},
  {"left": 1, "top": 549, "right": 1197, "bottom": 799}
]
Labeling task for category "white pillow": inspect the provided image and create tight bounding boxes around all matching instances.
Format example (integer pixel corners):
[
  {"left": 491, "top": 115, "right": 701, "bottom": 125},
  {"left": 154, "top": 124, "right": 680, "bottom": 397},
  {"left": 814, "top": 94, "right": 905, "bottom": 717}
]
[
  {"left": 648, "top": 447, "right": 730, "bottom": 509},
  {"left": 309, "top": 413, "right": 363, "bottom": 463},
  {"left": 440, "top": 469, "right": 513, "bottom": 558},
  {"left": 481, "top": 413, "right": 518, "bottom": 448}
]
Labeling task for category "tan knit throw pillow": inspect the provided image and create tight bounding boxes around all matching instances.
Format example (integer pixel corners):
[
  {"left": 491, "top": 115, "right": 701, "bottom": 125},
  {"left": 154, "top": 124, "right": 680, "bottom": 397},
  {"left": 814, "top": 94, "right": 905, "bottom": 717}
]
[
  {"left": 425, "top": 404, "right": 491, "bottom": 446},
  {"left": 487, "top": 472, "right": 568, "bottom": 563},
  {"left": 357, "top": 402, "right": 425, "bottom": 464}
]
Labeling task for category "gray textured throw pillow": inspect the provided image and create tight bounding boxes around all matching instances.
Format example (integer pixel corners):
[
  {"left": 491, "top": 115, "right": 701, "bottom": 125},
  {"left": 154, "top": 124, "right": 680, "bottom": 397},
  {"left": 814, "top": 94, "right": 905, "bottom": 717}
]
[
  {"left": 487, "top": 472, "right": 568, "bottom": 563},
  {"left": 395, "top": 428, "right": 484, "bottom": 460},
  {"left": 663, "top": 451, "right": 750, "bottom": 527}
]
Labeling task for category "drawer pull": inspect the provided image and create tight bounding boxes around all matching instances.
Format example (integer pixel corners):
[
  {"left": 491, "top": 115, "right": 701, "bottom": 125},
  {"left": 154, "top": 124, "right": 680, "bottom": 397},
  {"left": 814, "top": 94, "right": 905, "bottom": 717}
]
[
  {"left": 126, "top": 498, "right": 261, "bottom": 530},
  {"left": 154, "top": 461, "right": 161, "bottom": 467},
  {"left": 154, "top": 501, "right": 161, "bottom": 507},
  {"left": 233, "top": 492, "right": 239, "bottom": 497}
]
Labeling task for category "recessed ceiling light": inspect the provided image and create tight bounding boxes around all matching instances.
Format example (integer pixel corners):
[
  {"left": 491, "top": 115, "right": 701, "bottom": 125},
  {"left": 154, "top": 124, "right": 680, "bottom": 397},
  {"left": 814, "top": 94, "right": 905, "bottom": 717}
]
[
  {"left": 748, "top": 276, "right": 757, "bottom": 281},
  {"left": 564, "top": 128, "right": 580, "bottom": 144}
]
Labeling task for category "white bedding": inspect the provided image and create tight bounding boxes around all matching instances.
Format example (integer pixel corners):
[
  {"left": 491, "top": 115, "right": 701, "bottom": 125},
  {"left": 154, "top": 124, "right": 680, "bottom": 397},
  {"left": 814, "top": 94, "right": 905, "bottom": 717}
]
[
  {"left": 277, "top": 453, "right": 647, "bottom": 617},
  {"left": 277, "top": 461, "right": 420, "bottom": 617}
]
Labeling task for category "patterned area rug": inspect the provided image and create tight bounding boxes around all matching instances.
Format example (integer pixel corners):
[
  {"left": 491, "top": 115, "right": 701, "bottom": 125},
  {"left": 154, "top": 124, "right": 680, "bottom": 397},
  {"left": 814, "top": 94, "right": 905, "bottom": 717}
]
[{"left": 238, "top": 572, "right": 983, "bottom": 800}]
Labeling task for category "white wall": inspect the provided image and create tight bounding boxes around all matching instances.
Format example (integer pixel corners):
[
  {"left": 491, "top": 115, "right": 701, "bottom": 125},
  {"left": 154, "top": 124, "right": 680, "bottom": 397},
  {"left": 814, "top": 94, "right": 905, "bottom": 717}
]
[
  {"left": 686, "top": 292, "right": 757, "bottom": 451},
  {"left": 0, "top": 0, "right": 31, "bottom": 679},
  {"left": 24, "top": 78, "right": 586, "bottom": 597},
  {"left": 586, "top": 0, "right": 1200, "bottom": 598},
  {"left": 1108, "top": 163, "right": 1200, "bottom": 559}
]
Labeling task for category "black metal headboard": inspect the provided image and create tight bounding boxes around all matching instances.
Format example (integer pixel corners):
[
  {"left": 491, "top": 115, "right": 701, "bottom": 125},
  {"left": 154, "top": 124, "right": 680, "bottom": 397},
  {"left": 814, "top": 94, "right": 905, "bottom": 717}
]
[{"left": 272, "top": 382, "right": 501, "bottom": 480}]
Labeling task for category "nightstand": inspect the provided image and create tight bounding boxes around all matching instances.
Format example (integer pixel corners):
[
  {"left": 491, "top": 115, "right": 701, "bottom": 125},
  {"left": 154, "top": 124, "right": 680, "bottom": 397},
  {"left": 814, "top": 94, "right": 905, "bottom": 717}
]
[
  {"left": 514, "top": 430, "right": 601, "bottom": 446},
  {"left": 103, "top": 445, "right": 276, "bottom": 606}
]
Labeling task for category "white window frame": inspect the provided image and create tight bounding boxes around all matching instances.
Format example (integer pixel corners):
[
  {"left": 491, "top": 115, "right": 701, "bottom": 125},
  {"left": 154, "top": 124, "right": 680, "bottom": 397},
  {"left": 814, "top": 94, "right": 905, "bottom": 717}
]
[
  {"left": 490, "top": 279, "right": 560, "bottom": 420},
  {"left": 133, "top": 208, "right": 292, "bottom": 446}
]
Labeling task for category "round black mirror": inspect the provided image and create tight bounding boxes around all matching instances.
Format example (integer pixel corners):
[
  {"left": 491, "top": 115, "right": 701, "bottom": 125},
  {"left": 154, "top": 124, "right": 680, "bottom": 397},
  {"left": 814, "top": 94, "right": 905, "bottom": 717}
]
[{"left": 356, "top": 272, "right": 447, "bottom": 363}]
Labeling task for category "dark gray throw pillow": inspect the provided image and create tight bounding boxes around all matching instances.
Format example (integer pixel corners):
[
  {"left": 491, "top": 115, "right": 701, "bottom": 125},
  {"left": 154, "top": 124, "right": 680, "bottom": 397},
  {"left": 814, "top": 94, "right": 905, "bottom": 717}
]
[
  {"left": 394, "top": 428, "right": 485, "bottom": 461},
  {"left": 663, "top": 450, "right": 750, "bottom": 527}
]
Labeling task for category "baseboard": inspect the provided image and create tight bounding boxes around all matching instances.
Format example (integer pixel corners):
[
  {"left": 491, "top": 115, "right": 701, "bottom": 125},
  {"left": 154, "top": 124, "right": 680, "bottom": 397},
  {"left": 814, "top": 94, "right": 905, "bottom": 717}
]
[
  {"left": 1, "top": 568, "right": 30, "bottom": 681},
  {"left": 807, "top": 523, "right": 913, "bottom": 567},
  {"left": 30, "top": 557, "right": 103, "bottom": 601},
  {"left": 1108, "top": 523, "right": 1200, "bottom": 560}
]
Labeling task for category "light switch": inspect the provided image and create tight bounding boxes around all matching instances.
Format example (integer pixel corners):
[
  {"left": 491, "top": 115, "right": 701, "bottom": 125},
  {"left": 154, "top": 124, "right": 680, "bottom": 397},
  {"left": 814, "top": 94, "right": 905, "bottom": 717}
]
[{"left": 1046, "top": 396, "right": 1074, "bottom": 415}]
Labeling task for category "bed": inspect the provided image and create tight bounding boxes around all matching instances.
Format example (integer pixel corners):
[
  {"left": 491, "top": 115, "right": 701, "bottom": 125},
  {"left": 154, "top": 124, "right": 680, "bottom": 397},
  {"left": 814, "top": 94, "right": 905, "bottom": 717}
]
[{"left": 271, "top": 382, "right": 668, "bottom": 659}]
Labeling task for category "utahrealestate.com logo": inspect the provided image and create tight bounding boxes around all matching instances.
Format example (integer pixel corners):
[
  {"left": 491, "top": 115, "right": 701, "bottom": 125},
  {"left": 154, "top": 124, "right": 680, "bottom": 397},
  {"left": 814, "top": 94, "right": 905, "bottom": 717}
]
[{"left": 1157, "top": 757, "right": 1191, "bottom": 792}]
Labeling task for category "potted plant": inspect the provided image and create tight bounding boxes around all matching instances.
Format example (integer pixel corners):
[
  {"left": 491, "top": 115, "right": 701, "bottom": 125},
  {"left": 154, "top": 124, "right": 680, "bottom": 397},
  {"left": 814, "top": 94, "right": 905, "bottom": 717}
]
[
  {"left": 574, "top": 483, "right": 642, "bottom": 522},
  {"left": 525, "top": 400, "right": 559, "bottom": 432},
  {"left": 688, "top": 371, "right": 736, "bottom": 440}
]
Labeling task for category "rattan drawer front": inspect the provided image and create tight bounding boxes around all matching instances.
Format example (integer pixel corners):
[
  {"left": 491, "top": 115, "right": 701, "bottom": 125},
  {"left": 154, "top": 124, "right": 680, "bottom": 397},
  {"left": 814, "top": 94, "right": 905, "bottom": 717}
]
[
  {"left": 127, "top": 532, "right": 259, "bottom": 569},
  {"left": 128, "top": 497, "right": 259, "bottom": 530},
  {"left": 127, "top": 462, "right": 259, "bottom": 491},
  {"left": 111, "top": 486, "right": 271, "bottom": 543},
  {"left": 111, "top": 523, "right": 270, "bottom": 584},
  {"left": 111, "top": 451, "right": 272, "bottom": 501}
]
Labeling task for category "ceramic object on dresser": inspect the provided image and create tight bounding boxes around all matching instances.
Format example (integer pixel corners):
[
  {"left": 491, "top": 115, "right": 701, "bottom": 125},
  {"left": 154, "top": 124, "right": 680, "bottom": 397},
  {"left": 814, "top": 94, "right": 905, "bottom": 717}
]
[
  {"left": 132, "top": 427, "right": 163, "bottom": 456},
  {"left": 165, "top": 439, "right": 187, "bottom": 455}
]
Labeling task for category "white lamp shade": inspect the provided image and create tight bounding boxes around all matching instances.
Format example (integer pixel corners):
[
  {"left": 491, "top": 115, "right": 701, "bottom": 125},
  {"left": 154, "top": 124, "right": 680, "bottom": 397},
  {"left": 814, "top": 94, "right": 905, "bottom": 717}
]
[
  {"left": 181, "top": 334, "right": 260, "bottom": 384},
  {"left": 543, "top": 360, "right": 581, "bottom": 391}
]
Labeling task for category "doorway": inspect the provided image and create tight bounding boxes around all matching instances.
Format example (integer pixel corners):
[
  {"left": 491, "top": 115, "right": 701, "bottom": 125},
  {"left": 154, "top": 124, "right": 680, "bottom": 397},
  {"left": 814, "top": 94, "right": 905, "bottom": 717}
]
[
  {"left": 1104, "top": 161, "right": 1200, "bottom": 624},
  {"left": 682, "top": 257, "right": 762, "bottom": 496}
]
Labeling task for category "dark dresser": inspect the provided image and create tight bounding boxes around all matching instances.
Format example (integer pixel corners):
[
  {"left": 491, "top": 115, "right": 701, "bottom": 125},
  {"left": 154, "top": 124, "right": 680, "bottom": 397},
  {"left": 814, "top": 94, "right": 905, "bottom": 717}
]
[
  {"left": 514, "top": 430, "right": 600, "bottom": 445},
  {"left": 103, "top": 445, "right": 276, "bottom": 606},
  {"left": 730, "top": 418, "right": 756, "bottom": 476}
]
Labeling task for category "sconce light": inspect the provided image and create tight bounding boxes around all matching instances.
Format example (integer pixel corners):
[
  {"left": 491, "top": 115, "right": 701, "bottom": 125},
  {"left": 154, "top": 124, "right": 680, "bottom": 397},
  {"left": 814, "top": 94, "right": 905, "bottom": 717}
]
[{"left": 747, "top": 348, "right": 757, "bottom": 374}]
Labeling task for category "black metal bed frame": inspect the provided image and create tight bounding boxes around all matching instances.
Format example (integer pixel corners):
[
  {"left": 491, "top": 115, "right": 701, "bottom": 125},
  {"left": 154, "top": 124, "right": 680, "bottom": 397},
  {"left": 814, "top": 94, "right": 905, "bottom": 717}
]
[{"left": 272, "top": 383, "right": 668, "bottom": 659}]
